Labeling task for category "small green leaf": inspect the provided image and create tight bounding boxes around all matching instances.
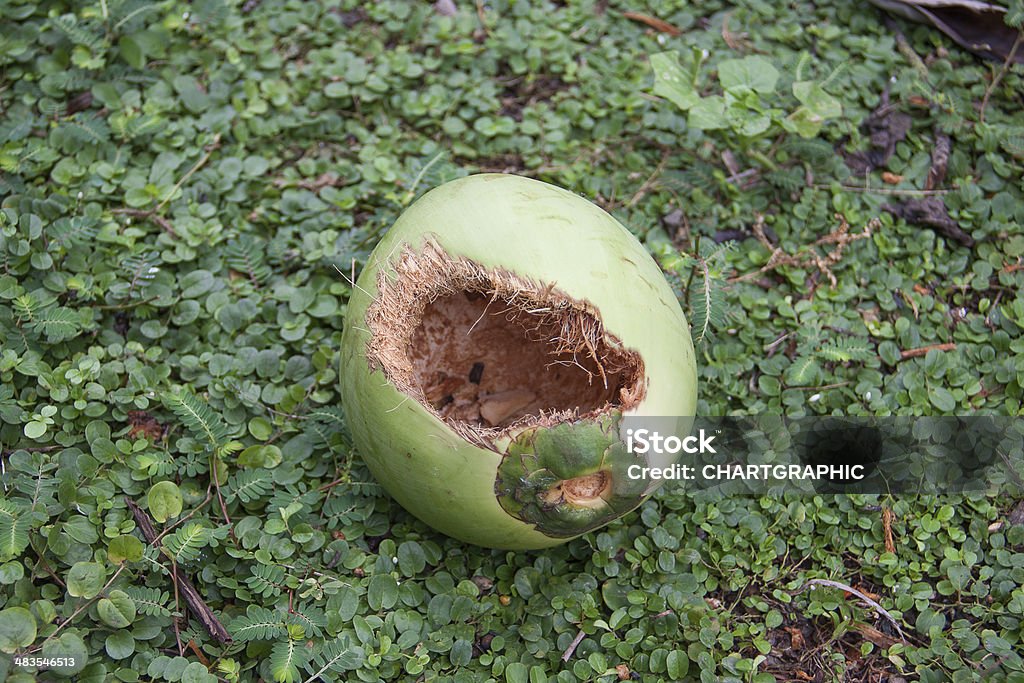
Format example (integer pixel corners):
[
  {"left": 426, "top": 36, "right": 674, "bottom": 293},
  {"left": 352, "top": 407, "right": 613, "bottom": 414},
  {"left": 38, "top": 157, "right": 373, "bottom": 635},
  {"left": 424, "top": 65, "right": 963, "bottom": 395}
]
[
  {"left": 666, "top": 650, "right": 689, "bottom": 679},
  {"left": 505, "top": 662, "right": 529, "bottom": 683},
  {"left": 98, "top": 590, "right": 137, "bottom": 628},
  {"left": 108, "top": 534, "right": 144, "bottom": 563},
  {"left": 66, "top": 561, "right": 106, "bottom": 599},
  {"left": 650, "top": 51, "right": 699, "bottom": 111},
  {"left": 792, "top": 81, "right": 842, "bottom": 118},
  {"left": 367, "top": 574, "right": 399, "bottom": 611},
  {"left": 928, "top": 386, "right": 956, "bottom": 412},
  {"left": 118, "top": 35, "right": 146, "bottom": 68},
  {"left": 688, "top": 96, "right": 726, "bottom": 130},
  {"left": 23, "top": 421, "right": 46, "bottom": 439},
  {"left": 397, "top": 541, "right": 426, "bottom": 576},
  {"left": 148, "top": 481, "right": 183, "bottom": 523},
  {"left": 0, "top": 606, "right": 36, "bottom": 653},
  {"left": 718, "top": 56, "right": 779, "bottom": 94},
  {"left": 41, "top": 632, "right": 88, "bottom": 675},
  {"left": 105, "top": 629, "right": 135, "bottom": 659}
]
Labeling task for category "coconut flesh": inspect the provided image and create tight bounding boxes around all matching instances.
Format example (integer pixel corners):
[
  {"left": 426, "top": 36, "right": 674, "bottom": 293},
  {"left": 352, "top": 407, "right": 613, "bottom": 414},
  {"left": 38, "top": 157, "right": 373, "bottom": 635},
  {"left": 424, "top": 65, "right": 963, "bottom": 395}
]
[
  {"left": 340, "top": 174, "right": 697, "bottom": 549},
  {"left": 367, "top": 242, "right": 644, "bottom": 434}
]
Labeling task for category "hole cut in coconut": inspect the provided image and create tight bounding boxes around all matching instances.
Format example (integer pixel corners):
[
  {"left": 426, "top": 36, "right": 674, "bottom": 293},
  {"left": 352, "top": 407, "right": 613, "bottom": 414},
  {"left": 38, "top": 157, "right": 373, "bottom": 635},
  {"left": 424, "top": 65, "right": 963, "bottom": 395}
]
[{"left": 365, "top": 241, "right": 645, "bottom": 445}]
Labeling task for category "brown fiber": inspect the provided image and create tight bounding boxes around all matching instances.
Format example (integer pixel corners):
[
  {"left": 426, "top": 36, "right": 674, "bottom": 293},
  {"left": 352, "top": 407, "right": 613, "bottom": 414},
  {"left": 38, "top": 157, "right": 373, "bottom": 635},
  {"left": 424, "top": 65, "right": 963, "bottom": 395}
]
[{"left": 364, "top": 241, "right": 645, "bottom": 446}]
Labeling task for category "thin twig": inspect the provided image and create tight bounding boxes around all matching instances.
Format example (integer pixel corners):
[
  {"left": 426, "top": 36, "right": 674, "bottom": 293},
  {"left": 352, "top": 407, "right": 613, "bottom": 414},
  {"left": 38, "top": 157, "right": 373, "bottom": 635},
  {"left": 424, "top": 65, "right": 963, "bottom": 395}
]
[
  {"left": 155, "top": 133, "right": 222, "bottom": 212},
  {"left": 187, "top": 639, "right": 210, "bottom": 667},
  {"left": 172, "top": 558, "right": 184, "bottom": 656},
  {"left": 209, "top": 455, "right": 238, "bottom": 545},
  {"left": 625, "top": 150, "right": 671, "bottom": 208},
  {"left": 561, "top": 629, "right": 587, "bottom": 662},
  {"left": 125, "top": 497, "right": 233, "bottom": 643},
  {"left": 900, "top": 342, "right": 956, "bottom": 360},
  {"left": 95, "top": 296, "right": 158, "bottom": 311},
  {"left": 32, "top": 564, "right": 128, "bottom": 651},
  {"left": 30, "top": 542, "right": 66, "bottom": 588},
  {"left": 111, "top": 208, "right": 177, "bottom": 237},
  {"left": 789, "top": 381, "right": 852, "bottom": 392},
  {"left": 475, "top": 0, "right": 490, "bottom": 36},
  {"left": 792, "top": 578, "right": 906, "bottom": 642},
  {"left": 980, "top": 30, "right": 1023, "bottom": 123},
  {"left": 731, "top": 213, "right": 876, "bottom": 287},
  {"left": 811, "top": 184, "right": 950, "bottom": 197},
  {"left": 150, "top": 488, "right": 213, "bottom": 548}
]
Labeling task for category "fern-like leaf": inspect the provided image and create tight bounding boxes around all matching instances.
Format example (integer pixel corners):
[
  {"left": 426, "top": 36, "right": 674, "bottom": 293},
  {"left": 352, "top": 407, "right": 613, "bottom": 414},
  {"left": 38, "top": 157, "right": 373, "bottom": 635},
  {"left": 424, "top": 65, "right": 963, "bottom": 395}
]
[
  {"left": 227, "top": 469, "right": 273, "bottom": 504},
  {"left": 225, "top": 238, "right": 271, "bottom": 286},
  {"left": 817, "top": 337, "right": 874, "bottom": 363},
  {"left": 133, "top": 449, "right": 177, "bottom": 478},
  {"left": 286, "top": 604, "right": 326, "bottom": 638},
  {"left": 28, "top": 306, "right": 81, "bottom": 343},
  {"left": 229, "top": 605, "right": 287, "bottom": 642},
  {"left": 125, "top": 586, "right": 171, "bottom": 616},
  {"left": 0, "top": 499, "right": 32, "bottom": 561},
  {"left": 48, "top": 216, "right": 99, "bottom": 247},
  {"left": 50, "top": 14, "right": 104, "bottom": 49},
  {"left": 1006, "top": 0, "right": 1023, "bottom": 27},
  {"left": 764, "top": 167, "right": 805, "bottom": 193},
  {"left": 61, "top": 114, "right": 111, "bottom": 146},
  {"left": 9, "top": 453, "right": 59, "bottom": 511},
  {"left": 782, "top": 138, "right": 835, "bottom": 167},
  {"left": 400, "top": 151, "right": 463, "bottom": 206},
  {"left": 246, "top": 563, "right": 285, "bottom": 598},
  {"left": 784, "top": 355, "right": 821, "bottom": 387},
  {"left": 162, "top": 390, "right": 229, "bottom": 452},
  {"left": 163, "top": 522, "right": 210, "bottom": 564},
  {"left": 13, "top": 293, "right": 49, "bottom": 322},
  {"left": 271, "top": 633, "right": 310, "bottom": 683},
  {"left": 303, "top": 408, "right": 350, "bottom": 452},
  {"left": 688, "top": 274, "right": 722, "bottom": 345},
  {"left": 111, "top": 0, "right": 164, "bottom": 31},
  {"left": 661, "top": 164, "right": 719, "bottom": 196},
  {"left": 121, "top": 248, "right": 162, "bottom": 296},
  {"left": 304, "top": 635, "right": 366, "bottom": 680},
  {"left": 111, "top": 112, "right": 167, "bottom": 140}
]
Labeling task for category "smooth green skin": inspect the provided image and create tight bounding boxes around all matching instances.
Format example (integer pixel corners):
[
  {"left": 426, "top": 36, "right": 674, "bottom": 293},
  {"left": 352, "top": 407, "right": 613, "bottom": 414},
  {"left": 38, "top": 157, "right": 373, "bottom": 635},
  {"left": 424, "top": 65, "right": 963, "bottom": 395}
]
[{"left": 340, "top": 174, "right": 698, "bottom": 549}]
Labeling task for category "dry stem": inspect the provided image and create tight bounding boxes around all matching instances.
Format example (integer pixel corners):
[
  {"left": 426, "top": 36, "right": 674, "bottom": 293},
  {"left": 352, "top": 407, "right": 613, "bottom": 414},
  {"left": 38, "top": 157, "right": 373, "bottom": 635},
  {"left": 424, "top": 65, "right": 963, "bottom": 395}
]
[{"left": 731, "top": 213, "right": 878, "bottom": 287}]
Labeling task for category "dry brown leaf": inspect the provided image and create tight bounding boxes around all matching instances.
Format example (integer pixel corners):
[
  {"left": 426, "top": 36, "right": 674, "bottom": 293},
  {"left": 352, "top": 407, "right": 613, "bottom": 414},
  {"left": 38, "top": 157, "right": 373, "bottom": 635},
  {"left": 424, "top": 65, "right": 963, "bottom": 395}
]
[
  {"left": 854, "top": 622, "right": 900, "bottom": 648},
  {"left": 622, "top": 11, "right": 682, "bottom": 36},
  {"left": 883, "top": 506, "right": 896, "bottom": 554},
  {"left": 855, "top": 585, "right": 881, "bottom": 601},
  {"left": 785, "top": 626, "right": 805, "bottom": 650}
]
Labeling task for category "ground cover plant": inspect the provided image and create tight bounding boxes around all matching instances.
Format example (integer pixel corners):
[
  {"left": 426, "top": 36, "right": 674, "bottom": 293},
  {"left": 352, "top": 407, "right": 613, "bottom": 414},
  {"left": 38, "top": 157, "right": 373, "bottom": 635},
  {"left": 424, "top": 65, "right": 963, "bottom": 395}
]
[{"left": 0, "top": 0, "right": 1023, "bottom": 681}]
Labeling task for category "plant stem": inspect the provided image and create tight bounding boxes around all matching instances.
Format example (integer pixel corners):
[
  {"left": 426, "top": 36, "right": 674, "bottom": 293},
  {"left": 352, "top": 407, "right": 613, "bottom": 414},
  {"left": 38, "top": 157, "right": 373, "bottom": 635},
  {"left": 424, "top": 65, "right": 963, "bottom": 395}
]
[{"left": 748, "top": 149, "right": 778, "bottom": 173}]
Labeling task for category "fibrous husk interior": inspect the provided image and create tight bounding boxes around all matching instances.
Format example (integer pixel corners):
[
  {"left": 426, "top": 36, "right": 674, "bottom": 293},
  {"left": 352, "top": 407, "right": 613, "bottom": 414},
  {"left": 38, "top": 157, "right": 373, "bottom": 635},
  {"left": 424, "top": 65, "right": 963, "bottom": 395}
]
[{"left": 365, "top": 241, "right": 646, "bottom": 446}]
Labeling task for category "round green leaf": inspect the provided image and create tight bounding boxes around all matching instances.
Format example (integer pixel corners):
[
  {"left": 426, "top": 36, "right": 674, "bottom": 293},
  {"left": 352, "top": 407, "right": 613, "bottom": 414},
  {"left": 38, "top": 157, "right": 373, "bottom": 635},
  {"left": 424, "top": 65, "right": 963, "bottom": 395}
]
[
  {"left": 107, "top": 535, "right": 144, "bottom": 563},
  {"left": 97, "top": 590, "right": 136, "bottom": 628},
  {"left": 105, "top": 630, "right": 135, "bottom": 659},
  {"left": 24, "top": 421, "right": 47, "bottom": 439},
  {"left": 148, "top": 481, "right": 183, "bottom": 523},
  {"left": 181, "top": 661, "right": 219, "bottom": 683},
  {"left": 0, "top": 607, "right": 36, "bottom": 653},
  {"left": 66, "top": 562, "right": 106, "bottom": 599},
  {"left": 41, "top": 632, "right": 88, "bottom": 676}
]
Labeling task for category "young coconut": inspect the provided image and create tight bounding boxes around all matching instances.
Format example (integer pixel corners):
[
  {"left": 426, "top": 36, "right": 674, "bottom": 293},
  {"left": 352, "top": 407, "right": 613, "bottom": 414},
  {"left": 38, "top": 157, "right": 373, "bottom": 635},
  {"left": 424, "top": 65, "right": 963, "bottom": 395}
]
[{"left": 340, "top": 174, "right": 697, "bottom": 549}]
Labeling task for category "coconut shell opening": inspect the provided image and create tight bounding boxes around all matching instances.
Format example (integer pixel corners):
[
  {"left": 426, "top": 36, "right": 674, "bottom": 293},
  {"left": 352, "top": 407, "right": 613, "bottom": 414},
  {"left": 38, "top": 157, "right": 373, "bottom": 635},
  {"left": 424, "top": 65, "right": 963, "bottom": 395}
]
[{"left": 364, "top": 241, "right": 646, "bottom": 444}]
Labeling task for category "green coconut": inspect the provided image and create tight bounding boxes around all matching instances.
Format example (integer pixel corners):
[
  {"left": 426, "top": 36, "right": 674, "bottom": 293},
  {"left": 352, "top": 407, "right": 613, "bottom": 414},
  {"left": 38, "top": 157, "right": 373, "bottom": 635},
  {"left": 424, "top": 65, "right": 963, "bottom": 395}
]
[{"left": 340, "top": 174, "right": 697, "bottom": 549}]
